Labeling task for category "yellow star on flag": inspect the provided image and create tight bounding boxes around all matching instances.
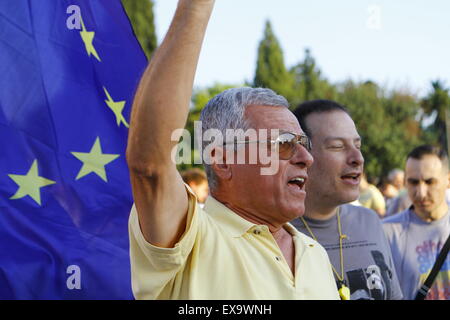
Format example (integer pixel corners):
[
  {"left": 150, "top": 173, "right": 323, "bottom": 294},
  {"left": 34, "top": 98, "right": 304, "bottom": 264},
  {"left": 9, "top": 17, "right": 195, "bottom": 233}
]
[
  {"left": 103, "top": 87, "right": 130, "bottom": 128},
  {"left": 71, "top": 137, "right": 120, "bottom": 182},
  {"left": 8, "top": 160, "right": 56, "bottom": 206},
  {"left": 79, "top": 16, "right": 101, "bottom": 61}
]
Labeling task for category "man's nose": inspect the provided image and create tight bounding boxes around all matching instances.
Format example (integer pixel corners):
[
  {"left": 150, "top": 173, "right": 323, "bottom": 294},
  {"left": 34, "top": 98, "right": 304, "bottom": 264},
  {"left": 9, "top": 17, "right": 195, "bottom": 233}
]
[
  {"left": 290, "top": 143, "right": 314, "bottom": 168},
  {"left": 348, "top": 147, "right": 364, "bottom": 167},
  {"left": 416, "top": 182, "right": 427, "bottom": 199}
]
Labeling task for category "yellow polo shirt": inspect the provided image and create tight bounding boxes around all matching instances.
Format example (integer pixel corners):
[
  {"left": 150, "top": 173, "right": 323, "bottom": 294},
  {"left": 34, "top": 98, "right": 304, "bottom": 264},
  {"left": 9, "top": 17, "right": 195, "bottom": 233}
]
[
  {"left": 359, "top": 184, "right": 386, "bottom": 213},
  {"left": 129, "top": 186, "right": 339, "bottom": 300}
]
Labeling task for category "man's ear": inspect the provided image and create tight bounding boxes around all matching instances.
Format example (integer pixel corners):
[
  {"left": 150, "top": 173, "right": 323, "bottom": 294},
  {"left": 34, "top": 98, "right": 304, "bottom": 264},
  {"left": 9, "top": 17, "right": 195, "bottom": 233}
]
[{"left": 210, "top": 146, "right": 232, "bottom": 182}]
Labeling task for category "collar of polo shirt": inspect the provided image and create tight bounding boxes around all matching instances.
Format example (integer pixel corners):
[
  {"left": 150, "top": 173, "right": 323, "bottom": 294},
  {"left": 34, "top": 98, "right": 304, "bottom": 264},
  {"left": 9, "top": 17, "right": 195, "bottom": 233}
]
[
  {"left": 204, "top": 196, "right": 300, "bottom": 239},
  {"left": 204, "top": 196, "right": 260, "bottom": 237}
]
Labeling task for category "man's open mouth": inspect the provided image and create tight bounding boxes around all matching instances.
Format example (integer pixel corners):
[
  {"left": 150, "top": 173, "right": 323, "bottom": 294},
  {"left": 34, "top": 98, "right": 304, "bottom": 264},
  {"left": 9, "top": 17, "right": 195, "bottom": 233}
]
[
  {"left": 341, "top": 173, "right": 361, "bottom": 182},
  {"left": 288, "top": 177, "right": 306, "bottom": 190}
]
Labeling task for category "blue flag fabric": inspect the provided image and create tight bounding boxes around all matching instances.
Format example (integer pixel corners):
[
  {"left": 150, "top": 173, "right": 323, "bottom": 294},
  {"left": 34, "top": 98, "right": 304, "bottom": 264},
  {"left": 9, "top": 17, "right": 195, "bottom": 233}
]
[{"left": 0, "top": 0, "right": 147, "bottom": 299}]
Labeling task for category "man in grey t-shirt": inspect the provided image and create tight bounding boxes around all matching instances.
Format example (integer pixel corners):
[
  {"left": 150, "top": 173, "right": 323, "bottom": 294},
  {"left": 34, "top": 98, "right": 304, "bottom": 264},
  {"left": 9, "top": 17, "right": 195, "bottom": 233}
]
[
  {"left": 291, "top": 100, "right": 403, "bottom": 300},
  {"left": 383, "top": 145, "right": 450, "bottom": 300}
]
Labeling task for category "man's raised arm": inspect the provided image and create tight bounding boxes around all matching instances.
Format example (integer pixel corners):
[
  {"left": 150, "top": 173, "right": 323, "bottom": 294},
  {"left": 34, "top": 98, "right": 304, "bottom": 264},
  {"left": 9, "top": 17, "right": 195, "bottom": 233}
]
[{"left": 126, "top": 0, "right": 215, "bottom": 248}]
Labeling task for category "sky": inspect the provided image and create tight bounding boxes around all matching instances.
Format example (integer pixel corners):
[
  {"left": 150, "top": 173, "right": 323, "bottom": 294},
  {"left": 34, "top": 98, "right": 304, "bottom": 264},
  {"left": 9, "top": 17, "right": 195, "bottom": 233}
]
[{"left": 153, "top": 0, "right": 450, "bottom": 96}]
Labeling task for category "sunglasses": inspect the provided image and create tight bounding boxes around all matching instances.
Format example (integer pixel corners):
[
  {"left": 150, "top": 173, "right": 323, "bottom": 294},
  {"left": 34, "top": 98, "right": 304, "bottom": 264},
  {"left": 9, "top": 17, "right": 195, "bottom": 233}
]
[{"left": 223, "top": 131, "right": 312, "bottom": 160}]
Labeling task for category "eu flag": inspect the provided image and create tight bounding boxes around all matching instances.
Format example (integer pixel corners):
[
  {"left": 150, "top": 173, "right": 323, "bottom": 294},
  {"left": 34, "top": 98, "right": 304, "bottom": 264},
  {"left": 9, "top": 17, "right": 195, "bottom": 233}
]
[{"left": 0, "top": 0, "right": 147, "bottom": 299}]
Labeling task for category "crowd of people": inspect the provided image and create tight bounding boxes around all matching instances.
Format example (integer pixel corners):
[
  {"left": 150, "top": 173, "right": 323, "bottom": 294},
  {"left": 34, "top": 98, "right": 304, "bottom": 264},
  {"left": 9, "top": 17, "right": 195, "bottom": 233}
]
[
  {"left": 179, "top": 146, "right": 450, "bottom": 300},
  {"left": 125, "top": 0, "right": 450, "bottom": 300}
]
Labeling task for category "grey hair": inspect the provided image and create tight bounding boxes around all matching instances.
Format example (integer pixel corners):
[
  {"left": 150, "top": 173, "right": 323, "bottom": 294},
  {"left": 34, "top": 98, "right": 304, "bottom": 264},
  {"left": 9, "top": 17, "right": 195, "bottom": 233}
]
[
  {"left": 198, "top": 87, "right": 289, "bottom": 191},
  {"left": 388, "top": 168, "right": 404, "bottom": 182}
]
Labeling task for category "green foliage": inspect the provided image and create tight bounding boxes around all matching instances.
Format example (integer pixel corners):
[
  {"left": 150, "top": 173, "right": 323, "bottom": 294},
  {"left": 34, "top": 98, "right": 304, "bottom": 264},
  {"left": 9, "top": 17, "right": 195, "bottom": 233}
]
[
  {"left": 253, "top": 21, "right": 295, "bottom": 101},
  {"left": 290, "top": 48, "right": 338, "bottom": 108},
  {"left": 121, "top": 0, "right": 157, "bottom": 60},
  {"left": 420, "top": 80, "right": 450, "bottom": 153}
]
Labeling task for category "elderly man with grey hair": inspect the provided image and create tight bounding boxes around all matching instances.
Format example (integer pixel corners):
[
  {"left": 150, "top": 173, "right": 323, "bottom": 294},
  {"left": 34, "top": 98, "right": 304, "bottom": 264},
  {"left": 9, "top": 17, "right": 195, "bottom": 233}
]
[
  {"left": 125, "top": 0, "right": 339, "bottom": 300},
  {"left": 385, "top": 169, "right": 411, "bottom": 217}
]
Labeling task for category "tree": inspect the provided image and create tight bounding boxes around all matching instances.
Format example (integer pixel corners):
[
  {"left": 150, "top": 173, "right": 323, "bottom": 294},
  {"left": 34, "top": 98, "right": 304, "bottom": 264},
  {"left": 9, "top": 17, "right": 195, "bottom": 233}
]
[
  {"left": 290, "top": 48, "right": 337, "bottom": 107},
  {"left": 421, "top": 80, "right": 450, "bottom": 153},
  {"left": 380, "top": 88, "right": 423, "bottom": 173},
  {"left": 121, "top": 0, "right": 157, "bottom": 60},
  {"left": 253, "top": 20, "right": 294, "bottom": 101}
]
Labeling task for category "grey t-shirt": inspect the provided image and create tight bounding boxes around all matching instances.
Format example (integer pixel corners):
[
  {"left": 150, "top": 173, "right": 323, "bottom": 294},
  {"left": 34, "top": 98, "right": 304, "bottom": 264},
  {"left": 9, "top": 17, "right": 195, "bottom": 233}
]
[
  {"left": 382, "top": 208, "right": 450, "bottom": 300},
  {"left": 291, "top": 204, "right": 403, "bottom": 300}
]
